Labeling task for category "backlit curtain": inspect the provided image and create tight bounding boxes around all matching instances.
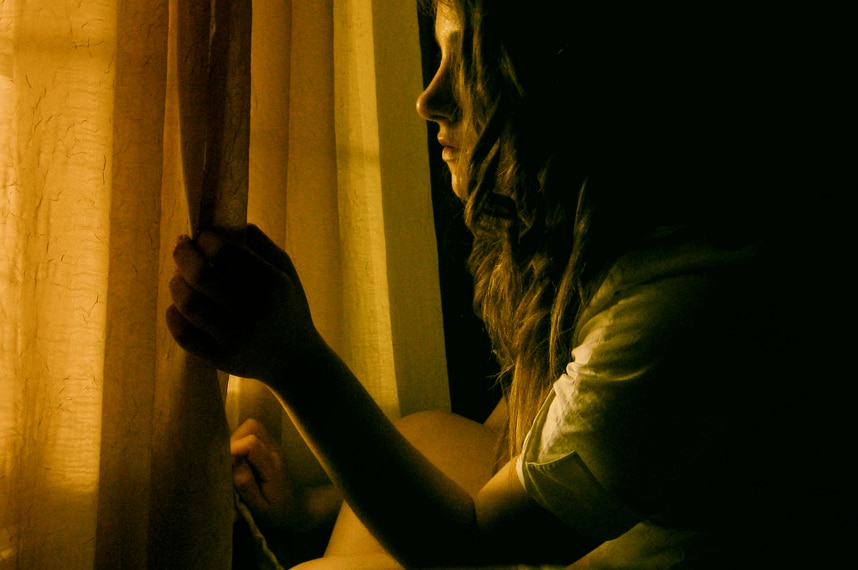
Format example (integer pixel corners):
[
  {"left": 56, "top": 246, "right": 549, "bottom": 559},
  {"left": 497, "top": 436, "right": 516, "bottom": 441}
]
[{"left": 0, "top": 0, "right": 447, "bottom": 567}]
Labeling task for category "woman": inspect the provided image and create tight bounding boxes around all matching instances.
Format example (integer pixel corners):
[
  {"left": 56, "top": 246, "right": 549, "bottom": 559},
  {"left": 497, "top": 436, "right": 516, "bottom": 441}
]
[{"left": 169, "top": 0, "right": 852, "bottom": 567}]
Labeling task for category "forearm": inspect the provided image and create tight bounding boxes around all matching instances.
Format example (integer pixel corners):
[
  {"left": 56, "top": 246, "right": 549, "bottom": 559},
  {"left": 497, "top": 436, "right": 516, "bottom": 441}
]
[{"left": 264, "top": 340, "right": 486, "bottom": 568}]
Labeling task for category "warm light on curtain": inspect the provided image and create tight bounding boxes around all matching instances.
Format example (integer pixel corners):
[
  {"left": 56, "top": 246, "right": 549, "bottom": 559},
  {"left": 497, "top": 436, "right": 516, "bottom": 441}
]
[
  {"left": 1, "top": 0, "right": 116, "bottom": 566},
  {"left": 0, "top": 0, "right": 445, "bottom": 567}
]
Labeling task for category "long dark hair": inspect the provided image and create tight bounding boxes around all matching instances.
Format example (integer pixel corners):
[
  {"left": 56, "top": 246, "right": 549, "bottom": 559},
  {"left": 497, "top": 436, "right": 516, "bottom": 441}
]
[{"left": 429, "top": 0, "right": 837, "bottom": 459}]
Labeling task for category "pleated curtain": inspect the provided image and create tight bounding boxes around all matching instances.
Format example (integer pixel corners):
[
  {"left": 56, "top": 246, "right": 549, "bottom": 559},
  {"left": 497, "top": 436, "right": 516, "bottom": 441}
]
[{"left": 0, "top": 0, "right": 447, "bottom": 567}]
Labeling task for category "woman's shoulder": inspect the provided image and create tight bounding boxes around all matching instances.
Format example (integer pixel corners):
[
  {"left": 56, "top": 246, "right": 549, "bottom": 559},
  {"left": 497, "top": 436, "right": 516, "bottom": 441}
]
[
  {"left": 583, "top": 231, "right": 761, "bottom": 320},
  {"left": 571, "top": 231, "right": 776, "bottom": 376},
  {"left": 618, "top": 230, "right": 759, "bottom": 286}
]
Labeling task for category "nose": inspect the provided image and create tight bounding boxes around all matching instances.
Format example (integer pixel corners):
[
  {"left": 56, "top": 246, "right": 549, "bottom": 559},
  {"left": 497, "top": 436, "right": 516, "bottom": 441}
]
[{"left": 416, "top": 64, "right": 456, "bottom": 123}]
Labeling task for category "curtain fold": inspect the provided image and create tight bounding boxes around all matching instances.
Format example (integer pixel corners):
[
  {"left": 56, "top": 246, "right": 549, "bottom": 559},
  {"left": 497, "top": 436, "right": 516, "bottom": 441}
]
[
  {"left": 95, "top": 0, "right": 168, "bottom": 565},
  {"left": 1, "top": 0, "right": 118, "bottom": 566},
  {"left": 0, "top": 0, "right": 446, "bottom": 567},
  {"left": 146, "top": 0, "right": 254, "bottom": 566},
  {"left": 332, "top": 0, "right": 449, "bottom": 418}
]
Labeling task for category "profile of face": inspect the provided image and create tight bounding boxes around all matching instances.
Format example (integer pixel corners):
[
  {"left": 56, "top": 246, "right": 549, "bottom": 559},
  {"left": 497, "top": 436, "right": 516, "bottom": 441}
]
[{"left": 416, "top": 1, "right": 465, "bottom": 198}]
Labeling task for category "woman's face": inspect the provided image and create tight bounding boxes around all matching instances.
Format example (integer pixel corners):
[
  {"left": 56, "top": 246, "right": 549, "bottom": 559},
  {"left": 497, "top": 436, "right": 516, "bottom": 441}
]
[{"left": 416, "top": 2, "right": 465, "bottom": 198}]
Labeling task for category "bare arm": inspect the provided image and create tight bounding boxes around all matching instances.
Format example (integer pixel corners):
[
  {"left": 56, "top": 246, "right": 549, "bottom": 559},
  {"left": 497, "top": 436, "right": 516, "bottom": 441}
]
[
  {"left": 167, "top": 226, "right": 600, "bottom": 567},
  {"left": 267, "top": 343, "right": 597, "bottom": 566}
]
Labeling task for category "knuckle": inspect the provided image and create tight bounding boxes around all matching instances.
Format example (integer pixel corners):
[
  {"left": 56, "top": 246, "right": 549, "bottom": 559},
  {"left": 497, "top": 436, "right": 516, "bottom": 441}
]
[
  {"left": 244, "top": 417, "right": 263, "bottom": 431},
  {"left": 169, "top": 274, "right": 205, "bottom": 317},
  {"left": 173, "top": 293, "right": 201, "bottom": 321},
  {"left": 242, "top": 433, "right": 260, "bottom": 448},
  {"left": 186, "top": 260, "right": 214, "bottom": 290},
  {"left": 243, "top": 418, "right": 268, "bottom": 438},
  {"left": 234, "top": 433, "right": 264, "bottom": 456},
  {"left": 233, "top": 469, "right": 255, "bottom": 491},
  {"left": 180, "top": 291, "right": 205, "bottom": 317},
  {"left": 168, "top": 272, "right": 187, "bottom": 298},
  {"left": 166, "top": 308, "right": 193, "bottom": 342},
  {"left": 245, "top": 434, "right": 267, "bottom": 454}
]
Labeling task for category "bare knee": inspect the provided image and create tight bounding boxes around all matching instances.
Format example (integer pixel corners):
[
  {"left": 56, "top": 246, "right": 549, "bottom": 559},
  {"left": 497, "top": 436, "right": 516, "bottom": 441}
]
[
  {"left": 393, "top": 410, "right": 501, "bottom": 496},
  {"left": 393, "top": 409, "right": 454, "bottom": 439},
  {"left": 291, "top": 553, "right": 403, "bottom": 570}
]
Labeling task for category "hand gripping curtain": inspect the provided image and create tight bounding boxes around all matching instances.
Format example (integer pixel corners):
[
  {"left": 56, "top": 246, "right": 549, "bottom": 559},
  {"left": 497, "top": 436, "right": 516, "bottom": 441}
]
[
  {"left": 0, "top": 0, "right": 251, "bottom": 567},
  {"left": 149, "top": 0, "right": 252, "bottom": 567},
  {"left": 1, "top": 0, "right": 446, "bottom": 566}
]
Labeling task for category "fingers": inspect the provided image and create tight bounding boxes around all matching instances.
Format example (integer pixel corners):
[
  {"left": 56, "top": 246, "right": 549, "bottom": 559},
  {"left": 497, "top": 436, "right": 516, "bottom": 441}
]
[
  {"left": 168, "top": 271, "right": 233, "bottom": 340},
  {"left": 231, "top": 434, "right": 278, "bottom": 482},
  {"left": 230, "top": 419, "right": 285, "bottom": 485},
  {"left": 231, "top": 417, "right": 275, "bottom": 445},
  {"left": 167, "top": 225, "right": 316, "bottom": 379},
  {"left": 245, "top": 224, "right": 303, "bottom": 284},
  {"left": 174, "top": 231, "right": 280, "bottom": 312},
  {"left": 230, "top": 417, "right": 297, "bottom": 530},
  {"left": 233, "top": 456, "right": 268, "bottom": 510},
  {"left": 171, "top": 231, "right": 282, "bottom": 337},
  {"left": 172, "top": 235, "right": 230, "bottom": 306},
  {"left": 198, "top": 230, "right": 281, "bottom": 294},
  {"left": 165, "top": 304, "right": 222, "bottom": 361}
]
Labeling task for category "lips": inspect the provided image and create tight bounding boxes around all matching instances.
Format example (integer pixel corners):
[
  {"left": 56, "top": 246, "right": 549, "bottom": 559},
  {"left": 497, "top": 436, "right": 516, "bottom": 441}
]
[
  {"left": 438, "top": 136, "right": 460, "bottom": 162},
  {"left": 441, "top": 145, "right": 458, "bottom": 162}
]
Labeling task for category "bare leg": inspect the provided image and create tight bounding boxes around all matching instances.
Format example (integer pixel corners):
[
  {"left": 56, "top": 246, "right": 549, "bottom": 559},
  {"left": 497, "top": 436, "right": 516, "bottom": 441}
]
[{"left": 293, "top": 407, "right": 504, "bottom": 568}]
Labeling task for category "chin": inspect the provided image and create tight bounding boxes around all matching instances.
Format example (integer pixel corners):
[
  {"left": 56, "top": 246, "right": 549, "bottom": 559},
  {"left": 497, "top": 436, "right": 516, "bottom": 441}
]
[
  {"left": 447, "top": 164, "right": 465, "bottom": 198},
  {"left": 451, "top": 174, "right": 467, "bottom": 201}
]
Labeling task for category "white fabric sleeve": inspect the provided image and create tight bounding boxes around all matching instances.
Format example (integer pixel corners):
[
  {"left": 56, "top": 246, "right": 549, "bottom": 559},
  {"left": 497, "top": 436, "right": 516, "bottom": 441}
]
[
  {"left": 516, "top": 241, "right": 757, "bottom": 540},
  {"left": 517, "top": 393, "right": 642, "bottom": 541}
]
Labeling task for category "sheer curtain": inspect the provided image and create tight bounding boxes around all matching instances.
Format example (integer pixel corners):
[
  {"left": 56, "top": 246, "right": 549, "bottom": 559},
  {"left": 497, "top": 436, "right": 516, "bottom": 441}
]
[{"left": 0, "top": 0, "right": 447, "bottom": 567}]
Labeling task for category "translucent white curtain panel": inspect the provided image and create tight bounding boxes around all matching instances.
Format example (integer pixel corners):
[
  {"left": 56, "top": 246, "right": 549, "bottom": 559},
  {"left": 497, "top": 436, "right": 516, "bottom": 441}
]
[{"left": 1, "top": 0, "right": 446, "bottom": 568}]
